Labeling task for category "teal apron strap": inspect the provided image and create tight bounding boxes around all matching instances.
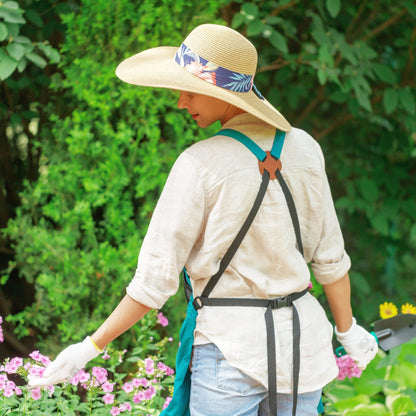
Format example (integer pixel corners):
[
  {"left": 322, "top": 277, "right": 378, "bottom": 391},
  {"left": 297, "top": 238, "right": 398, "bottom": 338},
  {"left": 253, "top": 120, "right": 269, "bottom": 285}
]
[{"left": 160, "top": 271, "right": 196, "bottom": 416}]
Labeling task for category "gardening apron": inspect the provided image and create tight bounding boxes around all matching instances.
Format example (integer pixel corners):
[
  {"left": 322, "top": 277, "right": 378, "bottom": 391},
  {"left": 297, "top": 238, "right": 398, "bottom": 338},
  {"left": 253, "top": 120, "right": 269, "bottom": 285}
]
[{"left": 160, "top": 129, "right": 309, "bottom": 416}]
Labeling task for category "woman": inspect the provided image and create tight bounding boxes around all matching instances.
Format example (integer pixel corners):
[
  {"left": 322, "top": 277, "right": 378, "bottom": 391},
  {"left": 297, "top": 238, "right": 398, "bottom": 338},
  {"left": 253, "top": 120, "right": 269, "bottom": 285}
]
[{"left": 29, "top": 24, "right": 377, "bottom": 415}]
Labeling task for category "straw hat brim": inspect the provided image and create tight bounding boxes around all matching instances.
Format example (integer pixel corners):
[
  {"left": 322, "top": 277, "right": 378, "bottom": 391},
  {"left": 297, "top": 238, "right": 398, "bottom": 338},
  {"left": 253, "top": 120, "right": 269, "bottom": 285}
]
[{"left": 116, "top": 46, "right": 291, "bottom": 132}]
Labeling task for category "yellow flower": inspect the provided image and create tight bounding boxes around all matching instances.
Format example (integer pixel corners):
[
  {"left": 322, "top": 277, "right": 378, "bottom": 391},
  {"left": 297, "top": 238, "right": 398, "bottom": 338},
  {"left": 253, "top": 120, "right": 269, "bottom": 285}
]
[
  {"left": 401, "top": 303, "right": 416, "bottom": 315},
  {"left": 379, "top": 301, "right": 398, "bottom": 319}
]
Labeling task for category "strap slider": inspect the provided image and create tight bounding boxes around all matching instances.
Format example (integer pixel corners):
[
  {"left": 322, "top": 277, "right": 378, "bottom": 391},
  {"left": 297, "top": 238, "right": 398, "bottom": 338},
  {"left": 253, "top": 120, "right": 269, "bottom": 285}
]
[
  {"left": 258, "top": 151, "right": 282, "bottom": 180},
  {"left": 270, "top": 296, "right": 292, "bottom": 309},
  {"left": 192, "top": 296, "right": 203, "bottom": 310}
]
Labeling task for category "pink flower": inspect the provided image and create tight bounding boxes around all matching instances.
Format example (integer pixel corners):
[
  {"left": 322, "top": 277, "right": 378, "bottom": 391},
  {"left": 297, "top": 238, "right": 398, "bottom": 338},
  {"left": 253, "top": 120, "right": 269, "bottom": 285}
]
[
  {"left": 308, "top": 281, "right": 313, "bottom": 290},
  {"left": 28, "top": 365, "right": 45, "bottom": 378},
  {"left": 163, "top": 396, "right": 172, "bottom": 410},
  {"left": 157, "top": 312, "right": 169, "bottom": 327},
  {"left": 132, "top": 391, "right": 145, "bottom": 403},
  {"left": 70, "top": 369, "right": 90, "bottom": 386},
  {"left": 30, "top": 387, "right": 42, "bottom": 401},
  {"left": 15, "top": 387, "right": 23, "bottom": 396},
  {"left": 0, "top": 315, "right": 3, "bottom": 343},
  {"left": 103, "top": 351, "right": 111, "bottom": 360},
  {"left": 29, "top": 351, "right": 51, "bottom": 366},
  {"left": 110, "top": 406, "right": 121, "bottom": 415},
  {"left": 335, "top": 354, "right": 362, "bottom": 380},
  {"left": 144, "top": 358, "right": 154, "bottom": 375},
  {"left": 122, "top": 381, "right": 133, "bottom": 393},
  {"left": 92, "top": 366, "right": 108, "bottom": 384},
  {"left": 103, "top": 392, "right": 115, "bottom": 405},
  {"left": 102, "top": 381, "right": 115, "bottom": 392},
  {"left": 143, "top": 385, "right": 156, "bottom": 400},
  {"left": 120, "top": 402, "right": 132, "bottom": 412},
  {"left": 5, "top": 357, "right": 23, "bottom": 374},
  {"left": 157, "top": 361, "right": 174, "bottom": 376},
  {"left": 3, "top": 388, "right": 14, "bottom": 397}
]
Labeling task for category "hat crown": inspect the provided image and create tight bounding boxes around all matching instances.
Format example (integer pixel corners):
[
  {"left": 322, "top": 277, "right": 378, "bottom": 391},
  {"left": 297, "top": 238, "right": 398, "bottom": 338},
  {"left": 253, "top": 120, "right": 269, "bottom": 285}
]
[{"left": 183, "top": 24, "right": 258, "bottom": 76}]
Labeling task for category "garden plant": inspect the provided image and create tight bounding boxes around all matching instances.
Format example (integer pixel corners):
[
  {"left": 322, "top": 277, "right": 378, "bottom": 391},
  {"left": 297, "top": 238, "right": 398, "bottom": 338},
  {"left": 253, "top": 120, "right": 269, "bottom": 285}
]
[{"left": 1, "top": 0, "right": 415, "bottom": 414}]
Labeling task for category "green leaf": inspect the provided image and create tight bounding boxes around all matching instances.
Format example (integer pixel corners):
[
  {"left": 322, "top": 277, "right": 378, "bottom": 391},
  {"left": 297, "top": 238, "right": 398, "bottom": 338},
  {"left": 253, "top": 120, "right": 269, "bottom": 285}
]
[
  {"left": 37, "top": 43, "right": 60, "bottom": 63},
  {"left": 247, "top": 19, "right": 265, "bottom": 36},
  {"left": 0, "top": 5, "right": 26, "bottom": 24},
  {"left": 373, "top": 63, "right": 397, "bottom": 84},
  {"left": 318, "top": 68, "right": 327, "bottom": 85},
  {"left": 241, "top": 3, "right": 258, "bottom": 20},
  {"left": 358, "top": 177, "right": 378, "bottom": 202},
  {"left": 0, "top": 48, "right": 17, "bottom": 80},
  {"left": 25, "top": 52, "right": 47, "bottom": 68},
  {"left": 399, "top": 87, "right": 415, "bottom": 115},
  {"left": 269, "top": 30, "right": 288, "bottom": 53},
  {"left": 344, "top": 403, "right": 389, "bottom": 416},
  {"left": 410, "top": 223, "right": 416, "bottom": 245},
  {"left": 383, "top": 88, "right": 399, "bottom": 114},
  {"left": 231, "top": 13, "right": 245, "bottom": 29},
  {"left": 386, "top": 394, "right": 416, "bottom": 415},
  {"left": 3, "top": 1, "right": 19, "bottom": 9},
  {"left": 319, "top": 44, "right": 334, "bottom": 67},
  {"left": 6, "top": 41, "right": 25, "bottom": 60},
  {"left": 17, "top": 57, "right": 27, "bottom": 72},
  {"left": 326, "top": 0, "right": 341, "bottom": 18},
  {"left": 353, "top": 85, "right": 372, "bottom": 112},
  {"left": 0, "top": 22, "right": 8, "bottom": 41},
  {"left": 26, "top": 9, "right": 43, "bottom": 28}
]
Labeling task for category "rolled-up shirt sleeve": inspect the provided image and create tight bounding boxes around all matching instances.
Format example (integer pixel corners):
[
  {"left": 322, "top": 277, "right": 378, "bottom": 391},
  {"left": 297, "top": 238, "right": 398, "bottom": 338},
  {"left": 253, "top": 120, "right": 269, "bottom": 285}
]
[
  {"left": 310, "top": 146, "right": 351, "bottom": 285},
  {"left": 127, "top": 152, "right": 206, "bottom": 309}
]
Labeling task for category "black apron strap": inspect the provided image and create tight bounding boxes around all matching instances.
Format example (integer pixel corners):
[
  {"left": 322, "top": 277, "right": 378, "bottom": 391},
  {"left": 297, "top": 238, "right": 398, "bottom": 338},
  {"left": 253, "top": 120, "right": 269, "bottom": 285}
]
[{"left": 186, "top": 128, "right": 307, "bottom": 415}]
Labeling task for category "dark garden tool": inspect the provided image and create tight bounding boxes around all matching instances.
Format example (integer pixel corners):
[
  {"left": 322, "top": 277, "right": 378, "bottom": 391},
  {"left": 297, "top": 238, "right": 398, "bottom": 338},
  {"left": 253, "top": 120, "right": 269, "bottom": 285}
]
[{"left": 335, "top": 314, "right": 416, "bottom": 356}]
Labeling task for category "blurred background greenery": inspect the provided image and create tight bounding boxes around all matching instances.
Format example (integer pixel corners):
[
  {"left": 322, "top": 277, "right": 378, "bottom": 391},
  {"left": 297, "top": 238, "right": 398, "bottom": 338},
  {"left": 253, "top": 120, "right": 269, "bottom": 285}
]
[{"left": 0, "top": 0, "right": 415, "bottom": 368}]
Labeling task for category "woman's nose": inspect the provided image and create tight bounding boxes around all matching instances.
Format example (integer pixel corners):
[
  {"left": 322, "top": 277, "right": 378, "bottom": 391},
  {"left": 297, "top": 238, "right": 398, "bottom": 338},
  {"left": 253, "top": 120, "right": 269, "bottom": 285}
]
[{"left": 177, "top": 91, "right": 188, "bottom": 109}]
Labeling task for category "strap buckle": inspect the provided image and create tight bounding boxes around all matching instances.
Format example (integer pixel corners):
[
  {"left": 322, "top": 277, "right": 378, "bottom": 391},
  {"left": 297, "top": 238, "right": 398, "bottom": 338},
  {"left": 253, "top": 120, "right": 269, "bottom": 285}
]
[
  {"left": 270, "top": 296, "right": 292, "bottom": 309},
  {"left": 192, "top": 296, "right": 203, "bottom": 310}
]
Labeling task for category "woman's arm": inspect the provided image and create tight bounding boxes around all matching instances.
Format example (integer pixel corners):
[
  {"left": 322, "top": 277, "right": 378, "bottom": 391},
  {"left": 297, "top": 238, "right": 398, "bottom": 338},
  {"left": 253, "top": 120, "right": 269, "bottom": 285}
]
[
  {"left": 322, "top": 272, "right": 353, "bottom": 332},
  {"left": 91, "top": 294, "right": 151, "bottom": 350}
]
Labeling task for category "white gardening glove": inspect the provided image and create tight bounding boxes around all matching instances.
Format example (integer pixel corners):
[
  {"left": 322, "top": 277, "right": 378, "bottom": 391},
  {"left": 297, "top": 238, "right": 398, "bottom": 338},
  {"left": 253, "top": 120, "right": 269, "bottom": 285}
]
[
  {"left": 335, "top": 317, "right": 378, "bottom": 370},
  {"left": 28, "top": 336, "right": 102, "bottom": 387}
]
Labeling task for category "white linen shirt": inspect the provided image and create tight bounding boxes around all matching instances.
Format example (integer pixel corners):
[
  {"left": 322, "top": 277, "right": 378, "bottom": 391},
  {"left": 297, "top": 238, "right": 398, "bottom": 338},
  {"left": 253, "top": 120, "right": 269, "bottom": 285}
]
[{"left": 127, "top": 113, "right": 350, "bottom": 393}]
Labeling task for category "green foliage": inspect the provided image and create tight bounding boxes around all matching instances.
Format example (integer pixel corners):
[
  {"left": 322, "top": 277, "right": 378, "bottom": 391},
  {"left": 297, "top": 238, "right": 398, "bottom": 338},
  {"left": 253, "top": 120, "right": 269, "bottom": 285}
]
[
  {"left": 1, "top": 0, "right": 226, "bottom": 355},
  {"left": 1, "top": 326, "right": 175, "bottom": 415},
  {"left": 231, "top": 0, "right": 416, "bottom": 323},
  {"left": 1, "top": 0, "right": 416, "bottom": 378},
  {"left": 324, "top": 340, "right": 416, "bottom": 415}
]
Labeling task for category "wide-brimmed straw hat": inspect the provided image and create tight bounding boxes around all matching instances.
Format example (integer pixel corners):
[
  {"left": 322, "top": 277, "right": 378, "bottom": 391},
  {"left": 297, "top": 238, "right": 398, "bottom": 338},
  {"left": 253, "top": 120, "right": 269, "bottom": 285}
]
[{"left": 116, "top": 24, "right": 291, "bottom": 131}]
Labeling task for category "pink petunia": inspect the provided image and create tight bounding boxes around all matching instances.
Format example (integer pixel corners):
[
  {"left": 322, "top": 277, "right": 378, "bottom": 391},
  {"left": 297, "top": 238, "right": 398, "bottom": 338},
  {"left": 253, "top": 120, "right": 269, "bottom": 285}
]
[
  {"left": 157, "top": 312, "right": 169, "bottom": 327},
  {"left": 92, "top": 366, "right": 108, "bottom": 384},
  {"left": 120, "top": 402, "right": 132, "bottom": 412},
  {"left": 163, "top": 397, "right": 172, "bottom": 410},
  {"left": 102, "top": 381, "right": 115, "bottom": 393},
  {"left": 335, "top": 354, "right": 362, "bottom": 380},
  {"left": 70, "top": 369, "right": 90, "bottom": 386},
  {"left": 28, "top": 365, "right": 45, "bottom": 378},
  {"left": 5, "top": 357, "right": 23, "bottom": 374},
  {"left": 143, "top": 385, "right": 156, "bottom": 401},
  {"left": 29, "top": 351, "right": 51, "bottom": 366},
  {"left": 110, "top": 406, "right": 121, "bottom": 416},
  {"left": 122, "top": 381, "right": 134, "bottom": 393},
  {"left": 30, "top": 387, "right": 42, "bottom": 401},
  {"left": 132, "top": 391, "right": 145, "bottom": 404},
  {"left": 144, "top": 358, "right": 154, "bottom": 375},
  {"left": 103, "top": 392, "right": 115, "bottom": 405}
]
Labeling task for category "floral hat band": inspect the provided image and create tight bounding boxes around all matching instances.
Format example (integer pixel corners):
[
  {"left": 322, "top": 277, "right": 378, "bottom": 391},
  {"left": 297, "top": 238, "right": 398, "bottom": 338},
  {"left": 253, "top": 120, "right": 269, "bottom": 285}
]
[
  {"left": 174, "top": 43, "right": 255, "bottom": 94},
  {"left": 115, "top": 24, "right": 290, "bottom": 131}
]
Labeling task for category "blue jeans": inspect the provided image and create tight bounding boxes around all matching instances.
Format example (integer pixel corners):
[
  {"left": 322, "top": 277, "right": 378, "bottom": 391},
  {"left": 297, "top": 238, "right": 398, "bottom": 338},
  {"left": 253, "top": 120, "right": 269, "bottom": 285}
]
[{"left": 189, "top": 343, "right": 322, "bottom": 416}]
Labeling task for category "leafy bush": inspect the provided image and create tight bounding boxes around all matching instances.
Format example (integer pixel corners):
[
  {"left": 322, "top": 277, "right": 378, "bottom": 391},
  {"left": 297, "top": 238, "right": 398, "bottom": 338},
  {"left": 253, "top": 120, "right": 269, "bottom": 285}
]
[
  {"left": 1, "top": 311, "right": 175, "bottom": 415},
  {"left": 2, "top": 0, "right": 225, "bottom": 357}
]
